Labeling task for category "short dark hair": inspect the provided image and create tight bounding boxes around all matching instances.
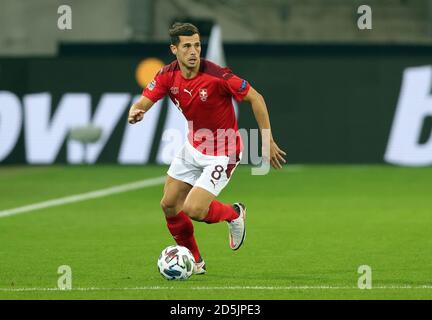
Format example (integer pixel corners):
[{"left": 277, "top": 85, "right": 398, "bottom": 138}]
[{"left": 169, "top": 22, "right": 200, "bottom": 46}]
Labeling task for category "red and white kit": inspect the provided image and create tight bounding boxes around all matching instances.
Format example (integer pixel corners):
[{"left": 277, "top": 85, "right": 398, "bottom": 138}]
[{"left": 143, "top": 58, "right": 250, "bottom": 195}]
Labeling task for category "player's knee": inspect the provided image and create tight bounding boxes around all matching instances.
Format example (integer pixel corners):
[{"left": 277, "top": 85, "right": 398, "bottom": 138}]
[
  {"left": 160, "top": 198, "right": 177, "bottom": 217},
  {"left": 182, "top": 202, "right": 207, "bottom": 221}
]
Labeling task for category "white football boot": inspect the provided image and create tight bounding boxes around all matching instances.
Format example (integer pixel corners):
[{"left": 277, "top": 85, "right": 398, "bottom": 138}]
[
  {"left": 193, "top": 258, "right": 207, "bottom": 275},
  {"left": 228, "top": 203, "right": 246, "bottom": 250}
]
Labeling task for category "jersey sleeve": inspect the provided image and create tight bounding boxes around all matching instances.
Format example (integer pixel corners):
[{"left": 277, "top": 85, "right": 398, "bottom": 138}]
[
  {"left": 220, "top": 69, "right": 251, "bottom": 102},
  {"left": 142, "top": 70, "right": 169, "bottom": 103}
]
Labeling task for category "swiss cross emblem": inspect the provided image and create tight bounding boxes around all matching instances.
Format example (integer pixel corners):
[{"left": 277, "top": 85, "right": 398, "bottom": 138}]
[
  {"left": 199, "top": 88, "right": 208, "bottom": 101},
  {"left": 170, "top": 87, "right": 179, "bottom": 95}
]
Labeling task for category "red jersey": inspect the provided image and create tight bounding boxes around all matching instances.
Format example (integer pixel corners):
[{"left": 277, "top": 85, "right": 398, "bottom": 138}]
[{"left": 142, "top": 58, "right": 250, "bottom": 157}]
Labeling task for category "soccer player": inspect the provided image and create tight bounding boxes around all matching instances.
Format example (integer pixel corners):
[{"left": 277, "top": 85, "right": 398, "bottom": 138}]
[{"left": 128, "top": 22, "right": 286, "bottom": 274}]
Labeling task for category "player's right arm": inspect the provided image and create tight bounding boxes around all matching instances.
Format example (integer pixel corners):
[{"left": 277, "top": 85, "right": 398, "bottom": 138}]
[
  {"left": 128, "top": 96, "right": 154, "bottom": 124},
  {"left": 128, "top": 68, "right": 169, "bottom": 124}
]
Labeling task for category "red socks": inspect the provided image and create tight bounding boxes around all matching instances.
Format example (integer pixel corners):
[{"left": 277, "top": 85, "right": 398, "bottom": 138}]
[
  {"left": 203, "top": 200, "right": 239, "bottom": 224},
  {"left": 165, "top": 202, "right": 238, "bottom": 261},
  {"left": 166, "top": 211, "right": 201, "bottom": 262}
]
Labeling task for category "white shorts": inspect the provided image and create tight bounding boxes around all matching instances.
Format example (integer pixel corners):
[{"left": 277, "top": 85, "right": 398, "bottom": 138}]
[{"left": 167, "top": 141, "right": 241, "bottom": 196}]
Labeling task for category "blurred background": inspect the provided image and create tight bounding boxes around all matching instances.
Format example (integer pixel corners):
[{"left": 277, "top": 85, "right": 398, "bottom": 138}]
[
  {"left": 1, "top": 0, "right": 432, "bottom": 166},
  {"left": 1, "top": 0, "right": 432, "bottom": 52},
  {"left": 2, "top": 1, "right": 432, "bottom": 301}
]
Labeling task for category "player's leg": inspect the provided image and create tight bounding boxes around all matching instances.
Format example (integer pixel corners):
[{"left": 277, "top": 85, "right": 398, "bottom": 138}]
[
  {"left": 182, "top": 156, "right": 246, "bottom": 250},
  {"left": 162, "top": 143, "right": 209, "bottom": 274},
  {"left": 183, "top": 186, "right": 238, "bottom": 222},
  {"left": 160, "top": 176, "right": 203, "bottom": 263},
  {"left": 160, "top": 175, "right": 192, "bottom": 218},
  {"left": 202, "top": 155, "right": 246, "bottom": 251}
]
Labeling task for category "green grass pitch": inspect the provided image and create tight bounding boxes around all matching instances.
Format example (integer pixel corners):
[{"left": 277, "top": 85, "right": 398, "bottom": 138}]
[{"left": 0, "top": 165, "right": 432, "bottom": 299}]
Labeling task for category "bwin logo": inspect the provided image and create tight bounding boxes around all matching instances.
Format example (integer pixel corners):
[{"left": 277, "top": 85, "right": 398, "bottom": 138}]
[
  {"left": 385, "top": 65, "right": 432, "bottom": 166},
  {"left": 0, "top": 91, "right": 187, "bottom": 165}
]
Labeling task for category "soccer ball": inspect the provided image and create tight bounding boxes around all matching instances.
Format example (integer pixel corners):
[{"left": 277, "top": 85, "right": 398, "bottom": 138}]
[{"left": 157, "top": 245, "right": 195, "bottom": 280}]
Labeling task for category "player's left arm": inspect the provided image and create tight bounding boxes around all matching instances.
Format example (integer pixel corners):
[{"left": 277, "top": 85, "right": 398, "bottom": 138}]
[{"left": 243, "top": 86, "right": 287, "bottom": 169}]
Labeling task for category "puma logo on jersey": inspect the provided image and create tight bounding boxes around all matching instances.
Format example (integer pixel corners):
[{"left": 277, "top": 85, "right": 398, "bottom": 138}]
[{"left": 184, "top": 88, "right": 193, "bottom": 96}]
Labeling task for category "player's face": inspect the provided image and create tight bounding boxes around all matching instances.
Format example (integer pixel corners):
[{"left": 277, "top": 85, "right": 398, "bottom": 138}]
[{"left": 171, "top": 34, "right": 201, "bottom": 69}]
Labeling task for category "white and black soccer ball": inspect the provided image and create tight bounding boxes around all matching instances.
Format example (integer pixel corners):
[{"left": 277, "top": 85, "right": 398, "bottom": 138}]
[{"left": 157, "top": 245, "right": 195, "bottom": 280}]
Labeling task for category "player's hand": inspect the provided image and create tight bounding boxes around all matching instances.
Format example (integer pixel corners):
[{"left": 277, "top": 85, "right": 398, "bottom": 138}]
[
  {"left": 128, "top": 105, "right": 145, "bottom": 124},
  {"left": 263, "top": 140, "right": 287, "bottom": 169}
]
